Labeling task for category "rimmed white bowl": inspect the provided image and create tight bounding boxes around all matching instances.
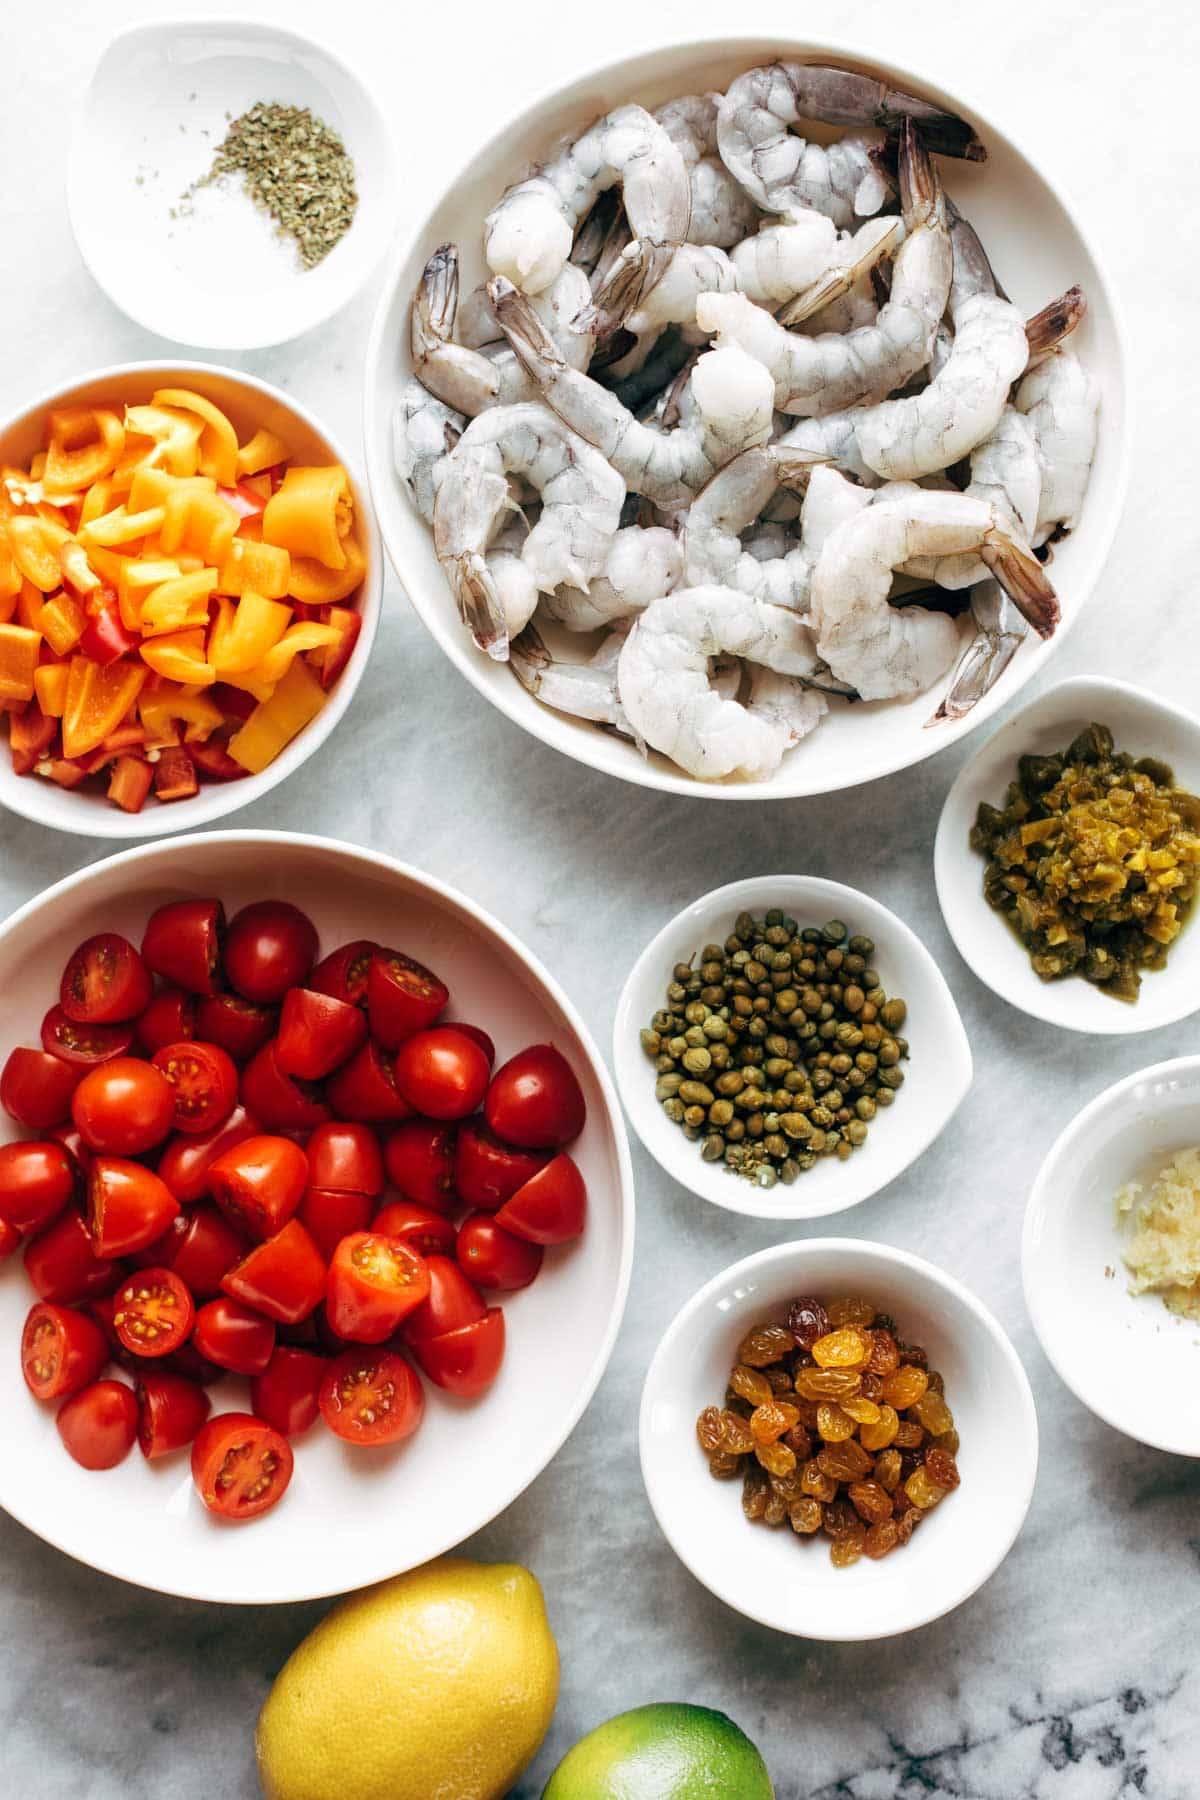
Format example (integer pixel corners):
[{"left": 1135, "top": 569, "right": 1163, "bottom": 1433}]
[
  {"left": 0, "top": 832, "right": 634, "bottom": 1602},
  {"left": 0, "top": 361, "right": 380, "bottom": 840},
  {"left": 613, "top": 876, "right": 971, "bottom": 1219},
  {"left": 640, "top": 1239, "right": 1038, "bottom": 1640},
  {"left": 363, "top": 32, "right": 1128, "bottom": 800},
  {"left": 935, "top": 676, "right": 1200, "bottom": 1034},
  {"left": 69, "top": 20, "right": 397, "bottom": 349},
  {"left": 1024, "top": 1056, "right": 1200, "bottom": 1457}
]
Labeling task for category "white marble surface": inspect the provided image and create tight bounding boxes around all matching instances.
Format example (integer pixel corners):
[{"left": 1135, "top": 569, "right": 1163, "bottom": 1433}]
[{"left": 2, "top": 1, "right": 1199, "bottom": 1794}]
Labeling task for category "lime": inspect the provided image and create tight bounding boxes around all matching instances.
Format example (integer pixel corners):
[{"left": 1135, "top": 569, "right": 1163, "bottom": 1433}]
[{"left": 542, "top": 1701, "right": 774, "bottom": 1798}]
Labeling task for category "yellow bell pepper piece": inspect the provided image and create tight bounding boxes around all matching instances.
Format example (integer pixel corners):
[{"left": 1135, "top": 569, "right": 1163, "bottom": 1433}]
[
  {"left": 117, "top": 558, "right": 181, "bottom": 631},
  {"left": 79, "top": 505, "right": 166, "bottom": 549},
  {"left": 0, "top": 536, "right": 20, "bottom": 605},
  {"left": 34, "top": 661, "right": 71, "bottom": 718},
  {"left": 62, "top": 655, "right": 147, "bottom": 759},
  {"left": 140, "top": 629, "right": 215, "bottom": 687},
  {"left": 42, "top": 408, "right": 125, "bottom": 497},
  {"left": 124, "top": 405, "right": 204, "bottom": 477},
  {"left": 17, "top": 580, "right": 44, "bottom": 631},
  {"left": 160, "top": 486, "right": 239, "bottom": 565},
  {"left": 152, "top": 389, "right": 239, "bottom": 487},
  {"left": 217, "top": 537, "right": 291, "bottom": 600},
  {"left": 8, "top": 515, "right": 68, "bottom": 590},
  {"left": 85, "top": 546, "right": 130, "bottom": 589},
  {"left": 35, "top": 592, "right": 86, "bottom": 656},
  {"left": 140, "top": 569, "right": 219, "bottom": 638},
  {"left": 287, "top": 534, "right": 366, "bottom": 606},
  {"left": 208, "top": 590, "right": 292, "bottom": 675},
  {"left": 77, "top": 480, "right": 114, "bottom": 529},
  {"left": 236, "top": 428, "right": 289, "bottom": 477},
  {"left": 139, "top": 685, "right": 223, "bottom": 745},
  {"left": 0, "top": 624, "right": 40, "bottom": 704},
  {"left": 246, "top": 621, "right": 340, "bottom": 688},
  {"left": 105, "top": 443, "right": 147, "bottom": 500},
  {"left": 228, "top": 657, "right": 326, "bottom": 774},
  {"left": 262, "top": 465, "right": 353, "bottom": 569},
  {"left": 127, "top": 467, "right": 213, "bottom": 515}
]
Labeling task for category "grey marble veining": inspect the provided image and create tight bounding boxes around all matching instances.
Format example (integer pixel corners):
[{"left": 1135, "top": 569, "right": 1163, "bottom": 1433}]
[{"left": 3, "top": 0, "right": 1200, "bottom": 1794}]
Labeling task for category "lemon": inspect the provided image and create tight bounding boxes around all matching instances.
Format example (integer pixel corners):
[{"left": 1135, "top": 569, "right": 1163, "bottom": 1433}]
[
  {"left": 256, "top": 1556, "right": 559, "bottom": 1800},
  {"left": 542, "top": 1702, "right": 774, "bottom": 1798}
]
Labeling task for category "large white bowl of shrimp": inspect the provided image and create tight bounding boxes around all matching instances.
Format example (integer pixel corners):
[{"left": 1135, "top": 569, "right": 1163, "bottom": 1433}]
[{"left": 364, "top": 36, "right": 1128, "bottom": 800}]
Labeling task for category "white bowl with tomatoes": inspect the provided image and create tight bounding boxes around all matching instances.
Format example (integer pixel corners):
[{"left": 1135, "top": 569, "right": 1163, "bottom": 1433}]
[{"left": 0, "top": 832, "right": 633, "bottom": 1602}]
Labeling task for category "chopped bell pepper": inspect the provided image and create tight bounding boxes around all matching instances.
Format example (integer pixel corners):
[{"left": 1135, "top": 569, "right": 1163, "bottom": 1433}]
[
  {"left": 79, "top": 504, "right": 165, "bottom": 549},
  {"left": 139, "top": 569, "right": 218, "bottom": 638},
  {"left": 0, "top": 624, "right": 40, "bottom": 704},
  {"left": 34, "top": 592, "right": 86, "bottom": 657},
  {"left": 153, "top": 745, "right": 199, "bottom": 803},
  {"left": 7, "top": 515, "right": 68, "bottom": 591},
  {"left": 287, "top": 533, "right": 366, "bottom": 605},
  {"left": 227, "top": 656, "right": 326, "bottom": 774},
  {"left": 43, "top": 409, "right": 125, "bottom": 496},
  {"left": 262, "top": 465, "right": 353, "bottom": 569},
  {"left": 248, "top": 621, "right": 340, "bottom": 688},
  {"left": 139, "top": 686, "right": 222, "bottom": 745},
  {"left": 208, "top": 590, "right": 291, "bottom": 676},
  {"left": 152, "top": 389, "right": 239, "bottom": 487},
  {"left": 107, "top": 754, "right": 154, "bottom": 814},
  {"left": 124, "top": 404, "right": 203, "bottom": 477},
  {"left": 58, "top": 539, "right": 102, "bottom": 598},
  {"left": 16, "top": 580, "right": 43, "bottom": 632},
  {"left": 77, "top": 480, "right": 115, "bottom": 529},
  {"left": 79, "top": 590, "right": 139, "bottom": 666},
  {"left": 117, "top": 558, "right": 180, "bottom": 631},
  {"left": 217, "top": 537, "right": 290, "bottom": 600},
  {"left": 160, "top": 485, "right": 239, "bottom": 565},
  {"left": 9, "top": 704, "right": 57, "bottom": 774},
  {"left": 44, "top": 757, "right": 88, "bottom": 790},
  {"left": 236, "top": 428, "right": 290, "bottom": 478},
  {"left": 139, "top": 629, "right": 215, "bottom": 687},
  {"left": 34, "top": 661, "right": 71, "bottom": 718},
  {"left": 191, "top": 739, "right": 248, "bottom": 781},
  {"left": 61, "top": 655, "right": 147, "bottom": 759},
  {"left": 316, "top": 606, "right": 362, "bottom": 690}
]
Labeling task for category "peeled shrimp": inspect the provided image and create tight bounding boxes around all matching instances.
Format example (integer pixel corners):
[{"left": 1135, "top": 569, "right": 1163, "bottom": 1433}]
[
  {"left": 809, "top": 489, "right": 1058, "bottom": 700},
  {"left": 542, "top": 524, "right": 683, "bottom": 631},
  {"left": 588, "top": 241, "right": 737, "bottom": 377},
  {"left": 729, "top": 214, "right": 838, "bottom": 304},
  {"left": 456, "top": 262, "right": 594, "bottom": 357},
  {"left": 655, "top": 94, "right": 759, "bottom": 250},
  {"left": 906, "top": 408, "right": 1043, "bottom": 590},
  {"left": 484, "top": 104, "right": 691, "bottom": 295},
  {"left": 930, "top": 579, "right": 1028, "bottom": 723},
  {"left": 393, "top": 378, "right": 464, "bottom": 525},
  {"left": 432, "top": 404, "right": 624, "bottom": 659},
  {"left": 617, "top": 585, "right": 826, "bottom": 779},
  {"left": 510, "top": 621, "right": 742, "bottom": 742},
  {"left": 1015, "top": 349, "right": 1100, "bottom": 542}
]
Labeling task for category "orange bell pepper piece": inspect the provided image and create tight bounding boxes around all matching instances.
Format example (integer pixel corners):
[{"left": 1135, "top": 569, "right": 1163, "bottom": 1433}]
[
  {"left": 124, "top": 404, "right": 204, "bottom": 477},
  {"left": 108, "top": 754, "right": 154, "bottom": 813},
  {"left": 0, "top": 625, "right": 41, "bottom": 705},
  {"left": 139, "top": 629, "right": 215, "bottom": 687},
  {"left": 139, "top": 685, "right": 222, "bottom": 745},
  {"left": 159, "top": 486, "right": 239, "bottom": 565},
  {"left": 227, "top": 656, "right": 326, "bottom": 774},
  {"left": 262, "top": 466, "right": 352, "bottom": 569},
  {"left": 236, "top": 428, "right": 290, "bottom": 478},
  {"left": 208, "top": 590, "right": 292, "bottom": 676},
  {"left": 117, "top": 558, "right": 180, "bottom": 631},
  {"left": 287, "top": 534, "right": 366, "bottom": 606},
  {"left": 43, "top": 408, "right": 125, "bottom": 497},
  {"left": 139, "top": 569, "right": 218, "bottom": 638},
  {"left": 218, "top": 537, "right": 291, "bottom": 600},
  {"left": 79, "top": 504, "right": 166, "bottom": 549},
  {"left": 34, "top": 593, "right": 86, "bottom": 657},
  {"left": 34, "top": 661, "right": 71, "bottom": 717},
  {"left": 152, "top": 389, "right": 239, "bottom": 487},
  {"left": 61, "top": 655, "right": 147, "bottom": 759},
  {"left": 247, "top": 621, "right": 340, "bottom": 688},
  {"left": 8, "top": 703, "right": 58, "bottom": 774},
  {"left": 7, "top": 516, "right": 68, "bottom": 591}
]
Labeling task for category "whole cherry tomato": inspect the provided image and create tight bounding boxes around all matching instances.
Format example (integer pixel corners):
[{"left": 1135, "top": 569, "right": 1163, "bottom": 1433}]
[
  {"left": 166, "top": 1205, "right": 248, "bottom": 1299},
  {"left": 445, "top": 1022, "right": 495, "bottom": 1066},
  {"left": 0, "top": 1140, "right": 77, "bottom": 1234},
  {"left": 318, "top": 1347, "right": 424, "bottom": 1447},
  {"left": 41, "top": 1006, "right": 133, "bottom": 1068},
  {"left": 297, "top": 1188, "right": 373, "bottom": 1263},
  {"left": 88, "top": 1158, "right": 179, "bottom": 1258},
  {"left": 366, "top": 948, "right": 448, "bottom": 1049},
  {"left": 384, "top": 1119, "right": 456, "bottom": 1211},
  {"left": 111, "top": 1266, "right": 194, "bottom": 1357},
  {"left": 495, "top": 1153, "right": 587, "bottom": 1246},
  {"left": 250, "top": 1346, "right": 326, "bottom": 1437},
  {"left": 306, "top": 1122, "right": 384, "bottom": 1197},
  {"left": 60, "top": 934, "right": 152, "bottom": 1025},
  {"left": 325, "top": 1232, "right": 431, "bottom": 1344},
  {"left": 208, "top": 1135, "right": 308, "bottom": 1241},
  {"left": 192, "top": 1298, "right": 275, "bottom": 1375},
  {"left": 240, "top": 1039, "right": 330, "bottom": 1132},
  {"left": 453, "top": 1116, "right": 547, "bottom": 1211},
  {"left": 309, "top": 939, "right": 377, "bottom": 1008},
  {"left": 194, "top": 992, "right": 275, "bottom": 1062},
  {"left": 411, "top": 1309, "right": 505, "bottom": 1398},
  {"left": 134, "top": 989, "right": 196, "bottom": 1057},
  {"left": 25, "top": 1210, "right": 122, "bottom": 1304},
  {"left": 49, "top": 1124, "right": 93, "bottom": 1177},
  {"left": 191, "top": 1412, "right": 294, "bottom": 1519},
  {"left": 325, "top": 1040, "right": 412, "bottom": 1124},
  {"left": 221, "top": 1219, "right": 327, "bottom": 1325},
  {"left": 276, "top": 988, "right": 367, "bottom": 1081},
  {"left": 402, "top": 1253, "right": 485, "bottom": 1344},
  {"left": 21, "top": 1301, "right": 109, "bottom": 1400},
  {"left": 72, "top": 1057, "right": 175, "bottom": 1156},
  {"left": 57, "top": 1379, "right": 139, "bottom": 1469},
  {"left": 151, "top": 1040, "right": 239, "bottom": 1136},
  {"left": 135, "top": 1372, "right": 211, "bottom": 1459},
  {"left": 372, "top": 1200, "right": 456, "bottom": 1259},
  {"left": 141, "top": 899, "right": 225, "bottom": 996},
  {"left": 224, "top": 901, "right": 318, "bottom": 1004},
  {"left": 156, "top": 1105, "right": 261, "bottom": 1205},
  {"left": 394, "top": 1028, "right": 490, "bottom": 1121},
  {"left": 484, "top": 1044, "right": 586, "bottom": 1149},
  {"left": 2, "top": 1047, "right": 82, "bottom": 1130},
  {"left": 455, "top": 1213, "right": 544, "bottom": 1290}
]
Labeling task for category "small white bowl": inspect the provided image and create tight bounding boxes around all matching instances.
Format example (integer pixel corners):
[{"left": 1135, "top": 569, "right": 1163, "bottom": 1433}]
[
  {"left": 1024, "top": 1056, "right": 1200, "bottom": 1457},
  {"left": 0, "top": 832, "right": 634, "bottom": 1602},
  {"left": 640, "top": 1239, "right": 1038, "bottom": 1640},
  {"left": 935, "top": 676, "right": 1200, "bottom": 1035},
  {"left": 68, "top": 20, "right": 397, "bottom": 349},
  {"left": 0, "top": 360, "right": 380, "bottom": 840},
  {"left": 613, "top": 877, "right": 971, "bottom": 1220}
]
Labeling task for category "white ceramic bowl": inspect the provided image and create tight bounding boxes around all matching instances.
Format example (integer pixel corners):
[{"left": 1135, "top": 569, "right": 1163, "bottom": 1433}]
[
  {"left": 640, "top": 1239, "right": 1038, "bottom": 1639},
  {"left": 1024, "top": 1056, "right": 1200, "bottom": 1457},
  {"left": 69, "top": 20, "right": 397, "bottom": 349},
  {"left": 0, "top": 832, "right": 634, "bottom": 1602},
  {"left": 935, "top": 676, "right": 1200, "bottom": 1034},
  {"left": 363, "top": 33, "right": 1128, "bottom": 800},
  {"left": 0, "top": 361, "right": 380, "bottom": 840},
  {"left": 613, "top": 877, "right": 971, "bottom": 1219}
]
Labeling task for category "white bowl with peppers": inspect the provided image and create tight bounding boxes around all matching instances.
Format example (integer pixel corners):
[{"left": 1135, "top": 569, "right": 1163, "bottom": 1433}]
[{"left": 0, "top": 361, "right": 380, "bottom": 838}]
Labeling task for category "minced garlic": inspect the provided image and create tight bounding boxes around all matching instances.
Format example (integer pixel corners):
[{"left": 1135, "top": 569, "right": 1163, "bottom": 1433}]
[{"left": 1116, "top": 1147, "right": 1200, "bottom": 1320}]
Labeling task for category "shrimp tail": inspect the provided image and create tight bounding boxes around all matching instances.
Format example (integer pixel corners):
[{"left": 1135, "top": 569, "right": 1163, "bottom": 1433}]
[
  {"left": 777, "top": 217, "right": 903, "bottom": 328},
  {"left": 411, "top": 243, "right": 459, "bottom": 363},
  {"left": 580, "top": 238, "right": 677, "bottom": 344},
  {"left": 980, "top": 529, "right": 1059, "bottom": 639},
  {"left": 772, "top": 447, "right": 835, "bottom": 488},
  {"left": 1025, "top": 285, "right": 1087, "bottom": 358},
  {"left": 897, "top": 118, "right": 944, "bottom": 230},
  {"left": 875, "top": 95, "right": 986, "bottom": 163},
  {"left": 490, "top": 276, "right": 566, "bottom": 378},
  {"left": 447, "top": 552, "right": 510, "bottom": 662}
]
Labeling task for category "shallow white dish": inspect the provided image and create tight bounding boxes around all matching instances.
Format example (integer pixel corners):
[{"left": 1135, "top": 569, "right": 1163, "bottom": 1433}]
[
  {"left": 613, "top": 876, "right": 971, "bottom": 1219},
  {"left": 935, "top": 676, "right": 1200, "bottom": 1034},
  {"left": 1024, "top": 1056, "right": 1200, "bottom": 1457},
  {"left": 0, "top": 361, "right": 380, "bottom": 840},
  {"left": 69, "top": 20, "right": 396, "bottom": 349},
  {"left": 640, "top": 1238, "right": 1038, "bottom": 1639},
  {"left": 364, "top": 32, "right": 1128, "bottom": 800},
  {"left": 0, "top": 833, "right": 634, "bottom": 1602}
]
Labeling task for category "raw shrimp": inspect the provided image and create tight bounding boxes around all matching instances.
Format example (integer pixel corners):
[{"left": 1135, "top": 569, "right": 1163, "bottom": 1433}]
[
  {"left": 393, "top": 378, "right": 464, "bottom": 525},
  {"left": 715, "top": 63, "right": 983, "bottom": 230},
  {"left": 777, "top": 409, "right": 883, "bottom": 487},
  {"left": 906, "top": 408, "right": 1043, "bottom": 589},
  {"left": 484, "top": 104, "right": 691, "bottom": 295},
  {"left": 729, "top": 214, "right": 838, "bottom": 305},
  {"left": 656, "top": 94, "right": 760, "bottom": 249},
  {"left": 588, "top": 241, "right": 737, "bottom": 377},
  {"left": 432, "top": 403, "right": 625, "bottom": 659},
  {"left": 696, "top": 123, "right": 951, "bottom": 416},
  {"left": 930, "top": 579, "right": 1027, "bottom": 723},
  {"left": 617, "top": 585, "right": 827, "bottom": 779},
  {"left": 509, "top": 621, "right": 743, "bottom": 741},
  {"left": 776, "top": 216, "right": 902, "bottom": 326},
  {"left": 1015, "top": 349, "right": 1100, "bottom": 542},
  {"left": 492, "top": 277, "right": 774, "bottom": 506},
  {"left": 456, "top": 261, "right": 594, "bottom": 355},
  {"left": 542, "top": 525, "right": 683, "bottom": 630},
  {"left": 809, "top": 489, "right": 1057, "bottom": 700}
]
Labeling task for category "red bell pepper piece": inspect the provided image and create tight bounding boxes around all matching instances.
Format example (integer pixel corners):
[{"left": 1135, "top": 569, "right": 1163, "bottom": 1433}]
[
  {"left": 79, "top": 590, "right": 138, "bottom": 668},
  {"left": 107, "top": 755, "right": 153, "bottom": 813},
  {"left": 9, "top": 704, "right": 58, "bottom": 775}
]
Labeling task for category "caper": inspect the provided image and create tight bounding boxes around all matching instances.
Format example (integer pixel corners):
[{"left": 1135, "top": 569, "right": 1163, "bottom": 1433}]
[
  {"left": 703, "top": 1016, "right": 728, "bottom": 1042},
  {"left": 849, "top": 935, "right": 874, "bottom": 956},
  {"left": 880, "top": 998, "right": 907, "bottom": 1030},
  {"left": 667, "top": 981, "right": 686, "bottom": 1004},
  {"left": 679, "top": 1079, "right": 714, "bottom": 1106},
  {"left": 655, "top": 1074, "right": 683, "bottom": 1100},
  {"left": 701, "top": 1134, "right": 725, "bottom": 1162},
  {"left": 708, "top": 1098, "right": 734, "bottom": 1127},
  {"left": 847, "top": 1120, "right": 869, "bottom": 1146},
  {"left": 640, "top": 1028, "right": 661, "bottom": 1057},
  {"left": 683, "top": 1104, "right": 706, "bottom": 1129},
  {"left": 662, "top": 1098, "right": 685, "bottom": 1123},
  {"left": 821, "top": 919, "right": 846, "bottom": 943},
  {"left": 756, "top": 1165, "right": 778, "bottom": 1190},
  {"left": 879, "top": 1065, "right": 905, "bottom": 1090},
  {"left": 725, "top": 1118, "right": 745, "bottom": 1142},
  {"left": 653, "top": 1054, "right": 675, "bottom": 1074}
]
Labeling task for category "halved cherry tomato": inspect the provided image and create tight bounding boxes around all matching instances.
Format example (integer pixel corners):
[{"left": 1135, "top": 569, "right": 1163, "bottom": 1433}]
[
  {"left": 2, "top": 1046, "right": 82, "bottom": 1129},
  {"left": 495, "top": 1153, "right": 587, "bottom": 1245},
  {"left": 297, "top": 1187, "right": 373, "bottom": 1263},
  {"left": 446, "top": 1022, "right": 495, "bottom": 1066},
  {"left": 151, "top": 1040, "right": 238, "bottom": 1135},
  {"left": 276, "top": 987, "right": 367, "bottom": 1080},
  {"left": 193, "top": 1297, "right": 275, "bottom": 1375},
  {"left": 111, "top": 1266, "right": 194, "bottom": 1357},
  {"left": 159, "top": 1341, "right": 224, "bottom": 1387},
  {"left": 318, "top": 1347, "right": 424, "bottom": 1447},
  {"left": 134, "top": 988, "right": 196, "bottom": 1057},
  {"left": 136, "top": 1372, "right": 211, "bottom": 1459},
  {"left": 372, "top": 1199, "right": 456, "bottom": 1259},
  {"left": 453, "top": 1116, "right": 548, "bottom": 1211},
  {"left": 21, "top": 1301, "right": 109, "bottom": 1400},
  {"left": 25, "top": 1210, "right": 122, "bottom": 1303},
  {"left": 485, "top": 1044, "right": 586, "bottom": 1149},
  {"left": 0, "top": 1218, "right": 21, "bottom": 1260},
  {"left": 325, "top": 1039, "right": 412, "bottom": 1124},
  {"left": 394, "top": 1027, "right": 490, "bottom": 1121},
  {"left": 57, "top": 1379, "right": 139, "bottom": 1469},
  {"left": 224, "top": 901, "right": 318, "bottom": 1003},
  {"left": 306, "top": 1121, "right": 384, "bottom": 1197},
  {"left": 402, "top": 1253, "right": 485, "bottom": 1344},
  {"left": 72, "top": 1057, "right": 175, "bottom": 1156},
  {"left": 194, "top": 992, "right": 275, "bottom": 1062},
  {"left": 49, "top": 1124, "right": 92, "bottom": 1175},
  {"left": 383, "top": 1119, "right": 456, "bottom": 1211},
  {"left": 0, "top": 1140, "right": 77, "bottom": 1234},
  {"left": 456, "top": 1213, "right": 544, "bottom": 1290},
  {"left": 326, "top": 1232, "right": 430, "bottom": 1344},
  {"left": 129, "top": 1209, "right": 189, "bottom": 1272},
  {"left": 141, "top": 898, "right": 225, "bottom": 997},
  {"left": 88, "top": 1157, "right": 179, "bottom": 1258},
  {"left": 41, "top": 1006, "right": 133, "bottom": 1068},
  {"left": 156, "top": 1105, "right": 261, "bottom": 1204},
  {"left": 411, "top": 1309, "right": 505, "bottom": 1398},
  {"left": 191, "top": 1412, "right": 294, "bottom": 1519},
  {"left": 309, "top": 939, "right": 377, "bottom": 1008},
  {"left": 250, "top": 1346, "right": 325, "bottom": 1437},
  {"left": 208, "top": 1134, "right": 308, "bottom": 1240},
  {"left": 166, "top": 1205, "right": 248, "bottom": 1299},
  {"left": 240, "top": 1039, "right": 331, "bottom": 1132},
  {"left": 221, "top": 1219, "right": 327, "bottom": 1324},
  {"left": 59, "top": 933, "right": 152, "bottom": 1026},
  {"left": 366, "top": 948, "right": 448, "bottom": 1049}
]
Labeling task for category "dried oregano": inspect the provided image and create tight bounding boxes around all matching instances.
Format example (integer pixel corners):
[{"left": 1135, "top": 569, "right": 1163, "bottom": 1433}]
[{"left": 190, "top": 101, "right": 358, "bottom": 268}]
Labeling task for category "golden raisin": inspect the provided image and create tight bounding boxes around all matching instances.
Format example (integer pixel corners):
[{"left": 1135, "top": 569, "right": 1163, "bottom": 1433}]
[
  {"left": 697, "top": 1406, "right": 754, "bottom": 1455},
  {"left": 842, "top": 1395, "right": 882, "bottom": 1425},
  {"left": 867, "top": 1329, "right": 900, "bottom": 1376},
  {"left": 913, "top": 1389, "right": 954, "bottom": 1436},
  {"left": 847, "top": 1479, "right": 894, "bottom": 1524},
  {"left": 817, "top": 1438, "right": 873, "bottom": 1482},
  {"left": 822, "top": 1498, "right": 859, "bottom": 1537},
  {"left": 794, "top": 1367, "right": 862, "bottom": 1402},
  {"left": 742, "top": 1468, "right": 769, "bottom": 1519},
  {"left": 826, "top": 1296, "right": 877, "bottom": 1328},
  {"left": 811, "top": 1327, "right": 872, "bottom": 1370},
  {"left": 924, "top": 1448, "right": 961, "bottom": 1491},
  {"left": 880, "top": 1365, "right": 929, "bottom": 1410},
  {"left": 893, "top": 1419, "right": 924, "bottom": 1449},
  {"left": 737, "top": 1324, "right": 796, "bottom": 1367},
  {"left": 830, "top": 1526, "right": 866, "bottom": 1567},
  {"left": 873, "top": 1448, "right": 903, "bottom": 1491},
  {"left": 815, "top": 1402, "right": 855, "bottom": 1442},
  {"left": 789, "top": 1497, "right": 823, "bottom": 1534},
  {"left": 934, "top": 1427, "right": 960, "bottom": 1456},
  {"left": 782, "top": 1424, "right": 813, "bottom": 1461},
  {"left": 769, "top": 1467, "right": 807, "bottom": 1503},
  {"left": 765, "top": 1367, "right": 794, "bottom": 1396},
  {"left": 904, "top": 1466, "right": 948, "bottom": 1509},
  {"left": 787, "top": 1296, "right": 829, "bottom": 1349},
  {"left": 895, "top": 1505, "right": 923, "bottom": 1544},
  {"left": 750, "top": 1400, "right": 800, "bottom": 1444},
  {"left": 729, "top": 1364, "right": 774, "bottom": 1407},
  {"left": 800, "top": 1459, "right": 837, "bottom": 1502},
  {"left": 754, "top": 1439, "right": 796, "bottom": 1477},
  {"left": 707, "top": 1451, "right": 740, "bottom": 1480},
  {"left": 858, "top": 1403, "right": 899, "bottom": 1451},
  {"left": 763, "top": 1488, "right": 787, "bottom": 1526},
  {"left": 863, "top": 1518, "right": 901, "bottom": 1559}
]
